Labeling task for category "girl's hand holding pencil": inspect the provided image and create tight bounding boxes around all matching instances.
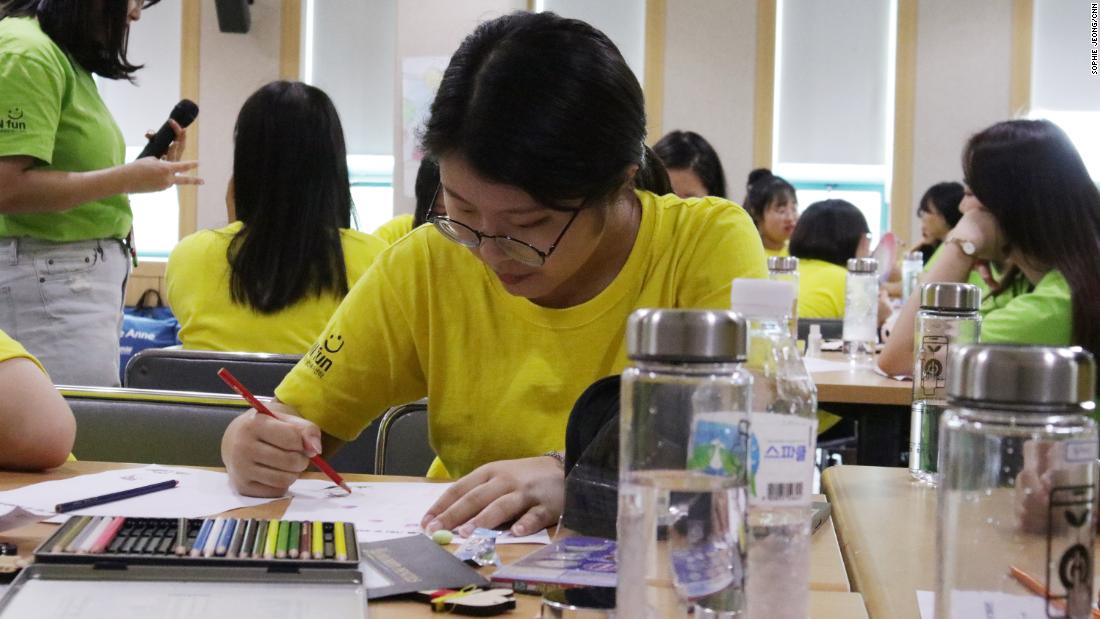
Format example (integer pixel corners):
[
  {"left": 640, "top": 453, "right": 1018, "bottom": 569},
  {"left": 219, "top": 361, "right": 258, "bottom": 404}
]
[{"left": 218, "top": 369, "right": 350, "bottom": 497}]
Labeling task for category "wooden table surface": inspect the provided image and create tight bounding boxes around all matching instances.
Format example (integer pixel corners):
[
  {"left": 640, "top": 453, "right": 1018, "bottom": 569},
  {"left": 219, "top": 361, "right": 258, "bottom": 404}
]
[
  {"left": 823, "top": 465, "right": 1100, "bottom": 619},
  {"left": 1, "top": 461, "right": 867, "bottom": 618},
  {"left": 810, "top": 352, "right": 912, "bottom": 407}
]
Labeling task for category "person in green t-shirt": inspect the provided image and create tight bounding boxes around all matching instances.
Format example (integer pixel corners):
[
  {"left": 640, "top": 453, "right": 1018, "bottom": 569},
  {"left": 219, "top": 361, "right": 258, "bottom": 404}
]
[
  {"left": 880, "top": 119, "right": 1100, "bottom": 376},
  {"left": 0, "top": 0, "right": 201, "bottom": 386}
]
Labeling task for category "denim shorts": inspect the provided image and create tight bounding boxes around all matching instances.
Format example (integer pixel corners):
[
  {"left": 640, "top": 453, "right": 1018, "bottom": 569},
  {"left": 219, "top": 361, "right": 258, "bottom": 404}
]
[{"left": 0, "top": 237, "right": 130, "bottom": 386}]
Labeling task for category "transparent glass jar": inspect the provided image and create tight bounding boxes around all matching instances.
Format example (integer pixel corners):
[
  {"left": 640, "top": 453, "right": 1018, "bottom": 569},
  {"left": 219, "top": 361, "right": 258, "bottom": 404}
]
[
  {"left": 901, "top": 250, "right": 924, "bottom": 301},
  {"left": 767, "top": 256, "right": 800, "bottom": 342},
  {"left": 618, "top": 309, "right": 752, "bottom": 619},
  {"left": 937, "top": 345, "right": 1098, "bottom": 619},
  {"left": 909, "top": 283, "right": 981, "bottom": 485},
  {"left": 843, "top": 257, "right": 879, "bottom": 366}
]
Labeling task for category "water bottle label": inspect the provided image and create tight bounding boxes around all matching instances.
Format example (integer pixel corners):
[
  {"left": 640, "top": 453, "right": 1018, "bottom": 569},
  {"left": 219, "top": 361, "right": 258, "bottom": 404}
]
[
  {"left": 916, "top": 334, "right": 950, "bottom": 399},
  {"left": 749, "top": 412, "right": 817, "bottom": 507},
  {"left": 1063, "top": 440, "right": 1099, "bottom": 463},
  {"left": 687, "top": 414, "right": 751, "bottom": 480}
]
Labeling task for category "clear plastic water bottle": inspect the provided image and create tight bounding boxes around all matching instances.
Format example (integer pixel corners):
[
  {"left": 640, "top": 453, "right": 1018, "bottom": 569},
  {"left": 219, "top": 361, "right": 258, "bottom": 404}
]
[
  {"left": 731, "top": 279, "right": 818, "bottom": 619},
  {"left": 842, "top": 257, "right": 879, "bottom": 366},
  {"left": 937, "top": 345, "right": 1098, "bottom": 619},
  {"left": 618, "top": 309, "right": 752, "bottom": 619},
  {"left": 767, "top": 256, "right": 800, "bottom": 342},
  {"left": 909, "top": 283, "right": 980, "bottom": 485},
  {"left": 901, "top": 250, "right": 924, "bottom": 301}
]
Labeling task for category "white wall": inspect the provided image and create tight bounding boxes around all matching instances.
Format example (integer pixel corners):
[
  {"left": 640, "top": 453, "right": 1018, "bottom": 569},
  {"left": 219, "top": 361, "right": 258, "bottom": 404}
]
[
  {"left": 660, "top": 0, "right": 756, "bottom": 201},
  {"left": 195, "top": 0, "right": 283, "bottom": 230},
  {"left": 909, "top": 0, "right": 1013, "bottom": 244},
  {"left": 97, "top": 3, "right": 181, "bottom": 143},
  {"left": 540, "top": 0, "right": 647, "bottom": 83},
  {"left": 309, "top": 0, "right": 395, "bottom": 155},
  {"left": 391, "top": 0, "right": 526, "bottom": 215}
]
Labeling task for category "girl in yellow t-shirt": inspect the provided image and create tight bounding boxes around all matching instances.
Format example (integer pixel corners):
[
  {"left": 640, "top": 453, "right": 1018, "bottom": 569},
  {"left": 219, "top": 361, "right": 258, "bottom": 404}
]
[
  {"left": 0, "top": 329, "right": 74, "bottom": 470},
  {"left": 166, "top": 81, "right": 387, "bottom": 354},
  {"left": 743, "top": 169, "right": 798, "bottom": 258},
  {"left": 653, "top": 130, "right": 726, "bottom": 199},
  {"left": 790, "top": 199, "right": 873, "bottom": 319},
  {"left": 221, "top": 12, "right": 767, "bottom": 540}
]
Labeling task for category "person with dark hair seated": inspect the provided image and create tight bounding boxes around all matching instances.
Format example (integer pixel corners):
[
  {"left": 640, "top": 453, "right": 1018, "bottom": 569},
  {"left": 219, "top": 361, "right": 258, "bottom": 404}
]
[
  {"left": 880, "top": 119, "right": 1100, "bottom": 375},
  {"left": 374, "top": 157, "right": 446, "bottom": 245},
  {"left": 0, "top": 0, "right": 199, "bottom": 386},
  {"left": 653, "top": 130, "right": 726, "bottom": 198},
  {"left": 221, "top": 11, "right": 766, "bottom": 538},
  {"left": 790, "top": 199, "right": 872, "bottom": 319},
  {"left": 917, "top": 181, "right": 964, "bottom": 259},
  {"left": 166, "top": 81, "right": 386, "bottom": 354},
  {"left": 743, "top": 169, "right": 798, "bottom": 258}
]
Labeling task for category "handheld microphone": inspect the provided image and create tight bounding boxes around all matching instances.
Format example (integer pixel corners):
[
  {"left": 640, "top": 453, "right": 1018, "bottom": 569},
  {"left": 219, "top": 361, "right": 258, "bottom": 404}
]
[{"left": 136, "top": 99, "right": 199, "bottom": 159}]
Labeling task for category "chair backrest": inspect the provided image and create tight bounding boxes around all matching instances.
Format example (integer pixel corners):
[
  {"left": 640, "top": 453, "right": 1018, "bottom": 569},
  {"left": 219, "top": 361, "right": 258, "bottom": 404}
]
[
  {"left": 62, "top": 386, "right": 380, "bottom": 473},
  {"left": 798, "top": 318, "right": 845, "bottom": 341},
  {"left": 62, "top": 387, "right": 247, "bottom": 467},
  {"left": 124, "top": 348, "right": 301, "bottom": 397},
  {"left": 373, "top": 401, "right": 433, "bottom": 476}
]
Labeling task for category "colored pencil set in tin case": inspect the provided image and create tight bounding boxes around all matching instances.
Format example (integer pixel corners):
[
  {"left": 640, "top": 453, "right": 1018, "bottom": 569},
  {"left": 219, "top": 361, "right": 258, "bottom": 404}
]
[{"left": 35, "top": 516, "right": 359, "bottom": 567}]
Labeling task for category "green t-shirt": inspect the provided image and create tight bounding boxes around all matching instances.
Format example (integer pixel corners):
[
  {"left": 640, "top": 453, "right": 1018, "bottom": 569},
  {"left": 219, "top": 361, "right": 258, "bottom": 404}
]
[
  {"left": 980, "top": 270, "right": 1072, "bottom": 346},
  {"left": 0, "top": 17, "right": 130, "bottom": 241},
  {"left": 924, "top": 243, "right": 1032, "bottom": 315}
]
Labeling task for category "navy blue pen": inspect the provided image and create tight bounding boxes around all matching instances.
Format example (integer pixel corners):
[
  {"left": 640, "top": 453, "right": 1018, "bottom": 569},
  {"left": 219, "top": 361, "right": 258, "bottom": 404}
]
[
  {"left": 215, "top": 518, "right": 237, "bottom": 556},
  {"left": 54, "top": 479, "right": 179, "bottom": 513},
  {"left": 189, "top": 518, "right": 214, "bottom": 557}
]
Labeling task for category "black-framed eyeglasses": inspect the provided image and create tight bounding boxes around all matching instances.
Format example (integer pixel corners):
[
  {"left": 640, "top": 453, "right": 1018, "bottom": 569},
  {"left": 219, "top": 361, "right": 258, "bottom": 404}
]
[{"left": 428, "top": 186, "right": 581, "bottom": 267}]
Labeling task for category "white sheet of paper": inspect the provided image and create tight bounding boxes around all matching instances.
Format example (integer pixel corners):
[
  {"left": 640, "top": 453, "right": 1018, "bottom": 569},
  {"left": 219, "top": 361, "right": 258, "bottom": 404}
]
[
  {"left": 0, "top": 505, "right": 50, "bottom": 532},
  {"left": 0, "top": 578, "right": 366, "bottom": 619},
  {"left": 916, "top": 589, "right": 1051, "bottom": 619},
  {"left": 0, "top": 465, "right": 277, "bottom": 520},
  {"left": 803, "top": 356, "right": 859, "bottom": 373},
  {"left": 283, "top": 479, "right": 551, "bottom": 544}
]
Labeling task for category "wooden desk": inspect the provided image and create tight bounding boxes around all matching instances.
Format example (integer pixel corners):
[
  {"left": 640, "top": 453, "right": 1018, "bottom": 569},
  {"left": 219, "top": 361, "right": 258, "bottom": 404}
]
[
  {"left": 811, "top": 353, "right": 912, "bottom": 466},
  {"left": 1, "top": 462, "right": 866, "bottom": 618},
  {"left": 823, "top": 465, "right": 1100, "bottom": 619},
  {"left": 811, "top": 352, "right": 912, "bottom": 407},
  {"left": 822, "top": 466, "right": 934, "bottom": 619}
]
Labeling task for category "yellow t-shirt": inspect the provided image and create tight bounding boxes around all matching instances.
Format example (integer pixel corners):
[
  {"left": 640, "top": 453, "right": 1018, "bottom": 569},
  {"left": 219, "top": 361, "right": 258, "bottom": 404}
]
[
  {"left": 275, "top": 191, "right": 768, "bottom": 479},
  {"left": 165, "top": 221, "right": 387, "bottom": 354},
  {"left": 0, "top": 328, "right": 45, "bottom": 371},
  {"left": 1, "top": 329, "right": 75, "bottom": 462},
  {"left": 797, "top": 258, "right": 847, "bottom": 319},
  {"left": 764, "top": 243, "right": 789, "bottom": 258},
  {"left": 373, "top": 214, "right": 416, "bottom": 246}
]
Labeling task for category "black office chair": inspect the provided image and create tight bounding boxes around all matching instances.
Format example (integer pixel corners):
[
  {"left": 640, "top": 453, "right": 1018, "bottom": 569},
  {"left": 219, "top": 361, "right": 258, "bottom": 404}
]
[
  {"left": 797, "top": 318, "right": 844, "bottom": 341},
  {"left": 62, "top": 386, "right": 380, "bottom": 473},
  {"left": 373, "top": 401, "right": 434, "bottom": 476},
  {"left": 124, "top": 348, "right": 301, "bottom": 397}
]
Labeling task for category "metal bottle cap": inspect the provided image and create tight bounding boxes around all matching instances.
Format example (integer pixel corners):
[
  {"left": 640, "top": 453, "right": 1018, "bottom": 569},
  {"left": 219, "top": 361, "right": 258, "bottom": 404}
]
[
  {"left": 906, "top": 250, "right": 924, "bottom": 261},
  {"left": 627, "top": 309, "right": 747, "bottom": 363},
  {"left": 920, "top": 282, "right": 981, "bottom": 312},
  {"left": 767, "top": 255, "right": 799, "bottom": 273},
  {"left": 947, "top": 344, "right": 1096, "bottom": 409},
  {"left": 540, "top": 589, "right": 615, "bottom": 618},
  {"left": 846, "top": 257, "right": 878, "bottom": 273}
]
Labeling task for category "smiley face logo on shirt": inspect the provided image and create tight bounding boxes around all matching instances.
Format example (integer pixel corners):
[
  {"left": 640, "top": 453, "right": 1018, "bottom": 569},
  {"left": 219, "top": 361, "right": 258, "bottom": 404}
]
[
  {"left": 323, "top": 333, "right": 344, "bottom": 354},
  {"left": 6, "top": 107, "right": 23, "bottom": 120}
]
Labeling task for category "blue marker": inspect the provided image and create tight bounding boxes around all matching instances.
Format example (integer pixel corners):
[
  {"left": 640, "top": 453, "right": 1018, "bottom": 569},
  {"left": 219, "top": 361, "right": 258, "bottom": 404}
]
[
  {"left": 189, "top": 519, "right": 214, "bottom": 557},
  {"left": 215, "top": 518, "right": 238, "bottom": 556}
]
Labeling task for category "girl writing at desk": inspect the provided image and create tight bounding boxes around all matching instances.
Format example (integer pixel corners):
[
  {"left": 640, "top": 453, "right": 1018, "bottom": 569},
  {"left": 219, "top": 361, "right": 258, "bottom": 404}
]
[{"left": 222, "top": 11, "right": 766, "bottom": 538}]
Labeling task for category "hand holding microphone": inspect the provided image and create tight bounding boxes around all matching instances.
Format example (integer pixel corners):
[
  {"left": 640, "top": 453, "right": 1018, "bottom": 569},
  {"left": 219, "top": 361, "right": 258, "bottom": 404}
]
[
  {"left": 124, "top": 99, "right": 204, "bottom": 193},
  {"left": 138, "top": 99, "right": 198, "bottom": 160}
]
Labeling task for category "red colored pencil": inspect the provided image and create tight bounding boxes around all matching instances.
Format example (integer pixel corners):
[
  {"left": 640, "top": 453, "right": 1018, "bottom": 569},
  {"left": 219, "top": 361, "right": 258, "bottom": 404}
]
[{"left": 217, "top": 368, "right": 351, "bottom": 494}]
